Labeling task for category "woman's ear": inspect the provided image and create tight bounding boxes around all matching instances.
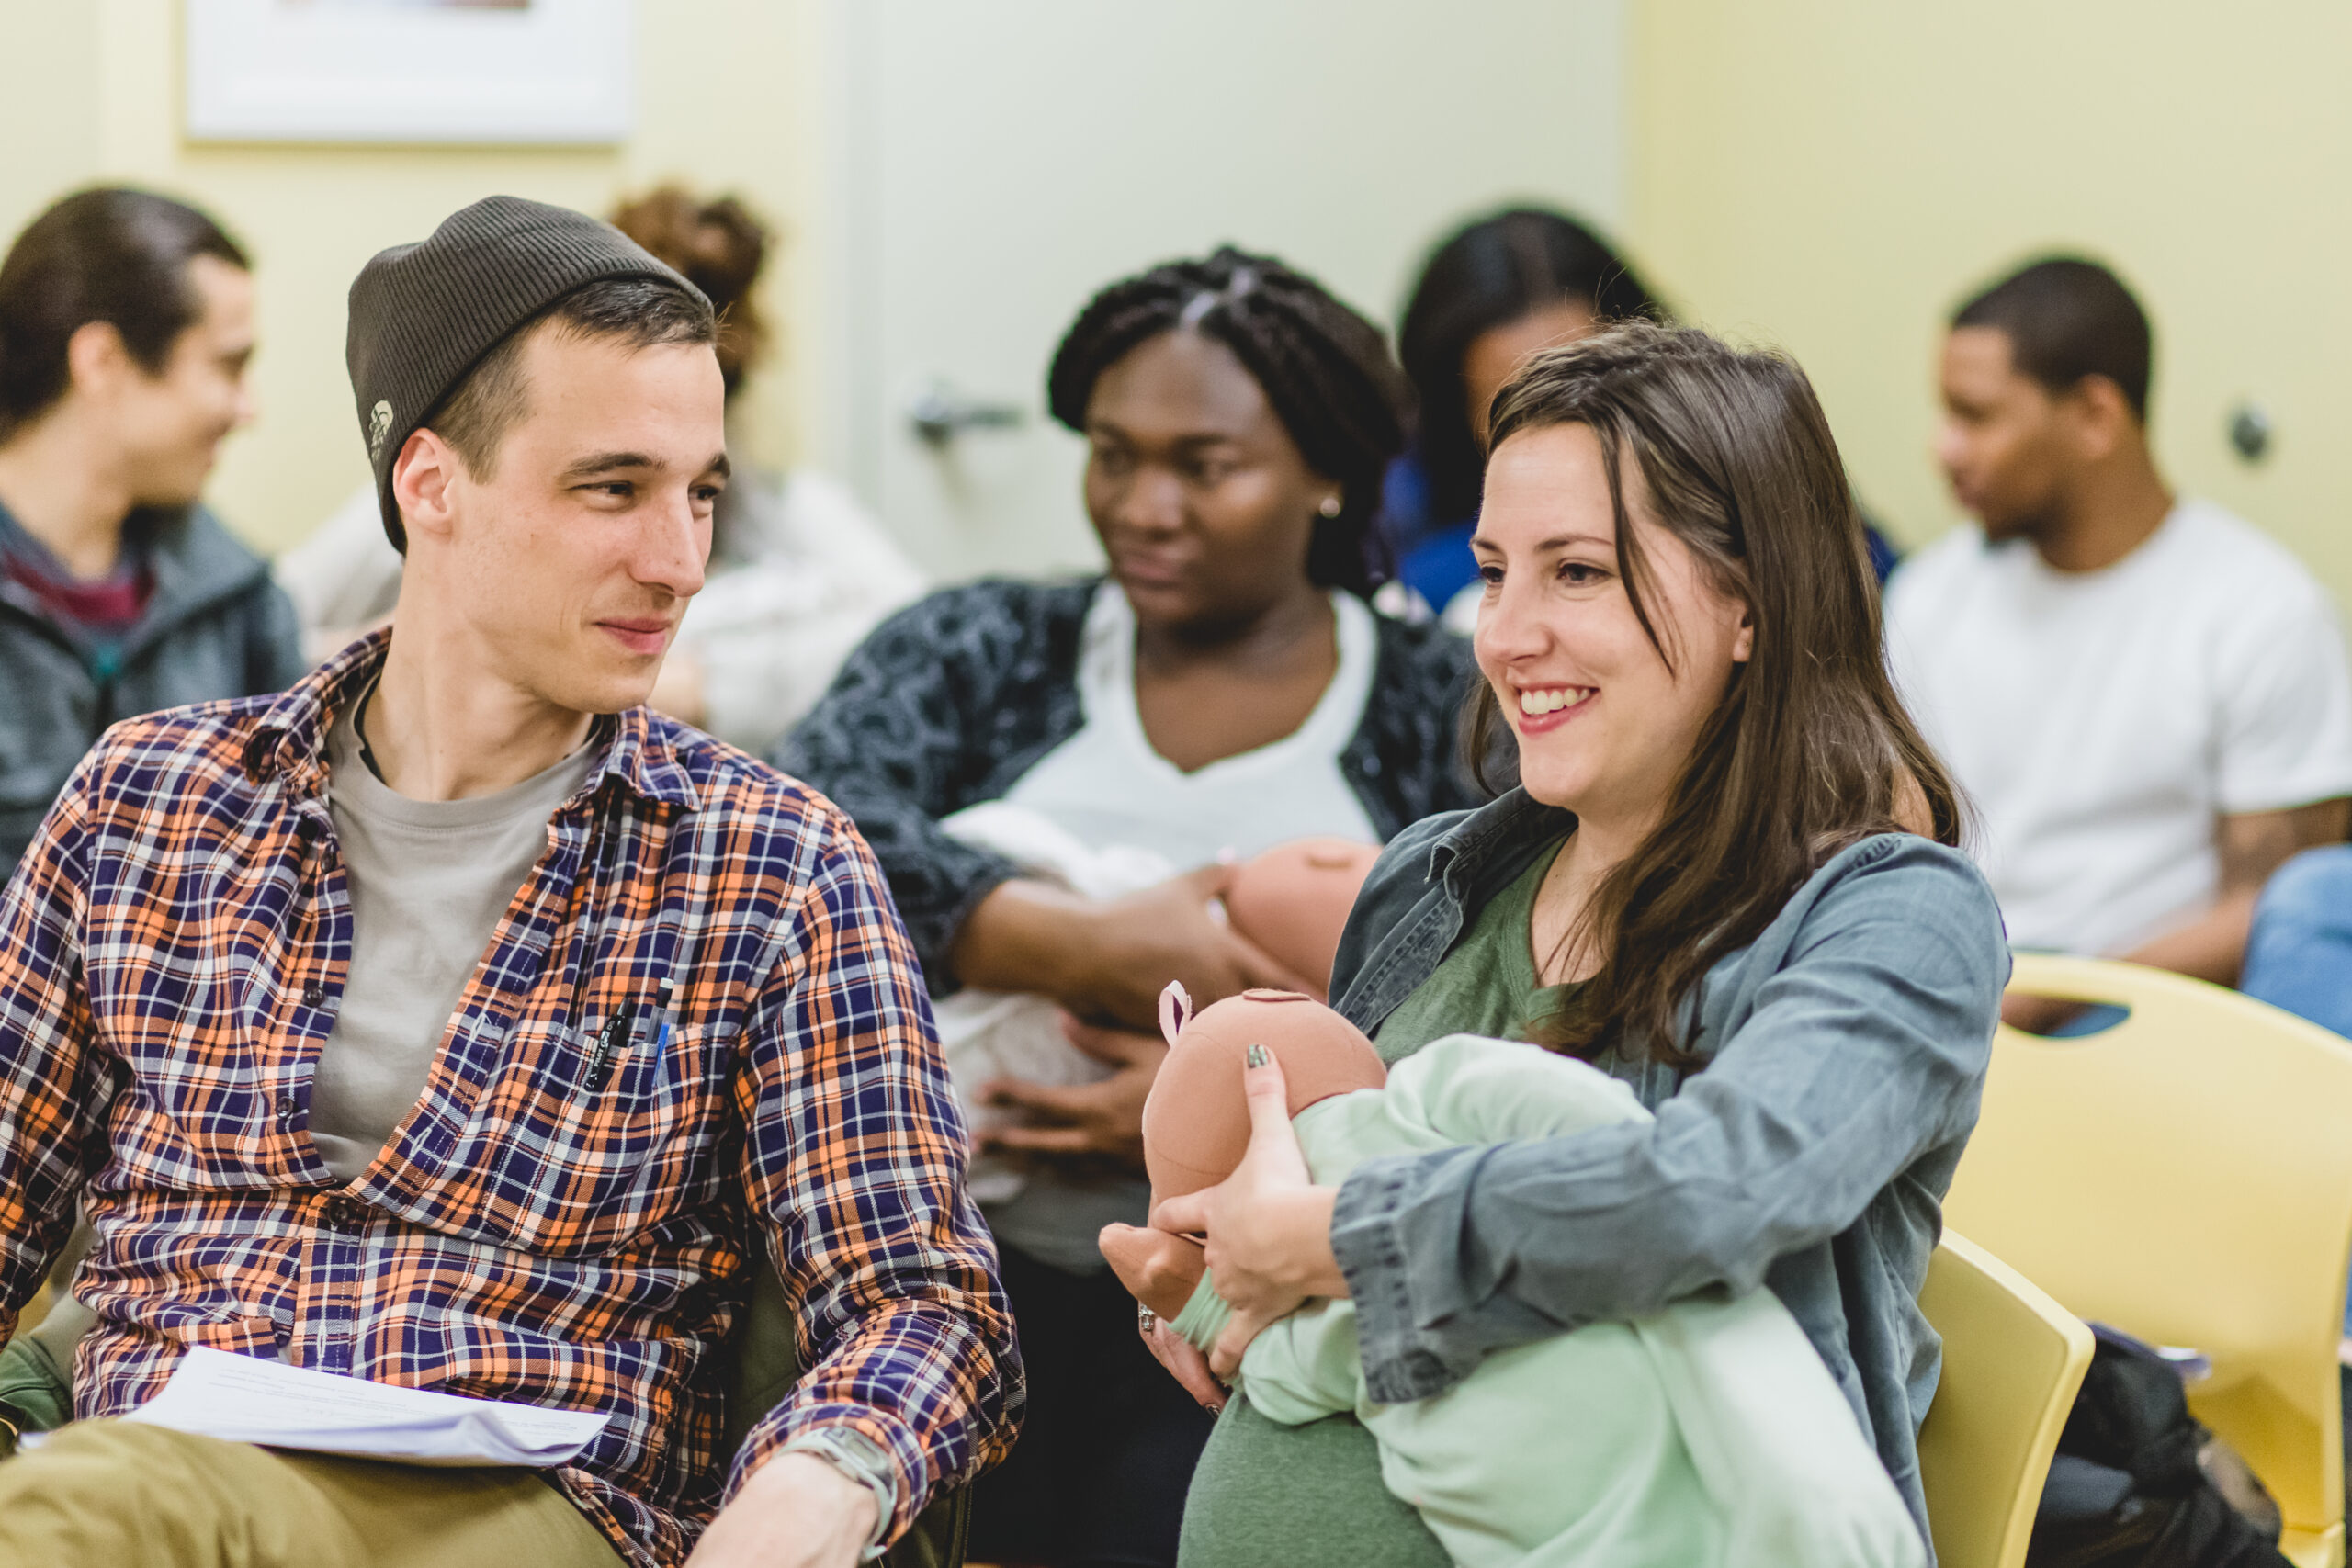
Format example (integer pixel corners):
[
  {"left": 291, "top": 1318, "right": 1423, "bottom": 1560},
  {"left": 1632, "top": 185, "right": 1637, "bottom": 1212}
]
[{"left": 1732, "top": 606, "right": 1755, "bottom": 663}]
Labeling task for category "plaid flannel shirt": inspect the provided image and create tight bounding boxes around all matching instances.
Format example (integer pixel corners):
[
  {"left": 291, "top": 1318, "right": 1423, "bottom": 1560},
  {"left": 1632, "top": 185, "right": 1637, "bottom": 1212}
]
[{"left": 0, "top": 634, "right": 1019, "bottom": 1566}]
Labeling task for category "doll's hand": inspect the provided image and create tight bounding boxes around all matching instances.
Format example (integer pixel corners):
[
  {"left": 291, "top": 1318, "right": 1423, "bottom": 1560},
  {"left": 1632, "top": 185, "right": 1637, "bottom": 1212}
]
[{"left": 1149, "top": 1049, "right": 1347, "bottom": 1381}]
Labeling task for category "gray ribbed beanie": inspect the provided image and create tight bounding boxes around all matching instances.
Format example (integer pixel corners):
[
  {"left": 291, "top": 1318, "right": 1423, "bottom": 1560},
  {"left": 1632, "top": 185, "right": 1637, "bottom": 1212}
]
[{"left": 345, "top": 195, "right": 709, "bottom": 548}]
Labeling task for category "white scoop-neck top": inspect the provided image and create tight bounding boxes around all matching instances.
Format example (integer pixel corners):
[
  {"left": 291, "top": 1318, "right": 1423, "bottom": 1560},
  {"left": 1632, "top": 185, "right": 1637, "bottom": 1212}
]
[{"left": 1001, "top": 581, "right": 1380, "bottom": 863}]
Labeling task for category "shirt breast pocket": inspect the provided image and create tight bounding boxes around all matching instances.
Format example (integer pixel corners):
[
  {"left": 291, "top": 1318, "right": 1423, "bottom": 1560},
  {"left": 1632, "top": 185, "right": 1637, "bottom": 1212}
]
[{"left": 472, "top": 1013, "right": 736, "bottom": 1258}]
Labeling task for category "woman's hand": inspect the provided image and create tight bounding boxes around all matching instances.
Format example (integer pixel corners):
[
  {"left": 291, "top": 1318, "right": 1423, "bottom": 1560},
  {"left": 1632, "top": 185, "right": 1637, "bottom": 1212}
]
[
  {"left": 954, "top": 866, "right": 1319, "bottom": 1032},
  {"left": 1081, "top": 865, "right": 1322, "bottom": 1022},
  {"left": 1148, "top": 1050, "right": 1346, "bottom": 1380},
  {"left": 1140, "top": 1316, "right": 1229, "bottom": 1415},
  {"left": 982, "top": 1017, "right": 1164, "bottom": 1168}
]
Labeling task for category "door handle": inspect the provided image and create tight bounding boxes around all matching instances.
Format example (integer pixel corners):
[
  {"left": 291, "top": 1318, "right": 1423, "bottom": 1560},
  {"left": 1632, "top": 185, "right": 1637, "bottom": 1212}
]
[{"left": 908, "top": 381, "right": 1025, "bottom": 447}]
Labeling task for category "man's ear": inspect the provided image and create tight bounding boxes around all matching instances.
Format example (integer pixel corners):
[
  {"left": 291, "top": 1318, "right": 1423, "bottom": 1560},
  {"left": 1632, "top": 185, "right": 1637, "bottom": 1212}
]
[
  {"left": 63, "top": 321, "right": 133, "bottom": 402},
  {"left": 2061, "top": 374, "right": 2139, "bottom": 463},
  {"left": 391, "top": 428, "right": 463, "bottom": 547}
]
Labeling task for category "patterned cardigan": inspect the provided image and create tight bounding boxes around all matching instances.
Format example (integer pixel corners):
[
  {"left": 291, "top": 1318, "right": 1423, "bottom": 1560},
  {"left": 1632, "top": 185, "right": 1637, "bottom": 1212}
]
[{"left": 775, "top": 578, "right": 1484, "bottom": 995}]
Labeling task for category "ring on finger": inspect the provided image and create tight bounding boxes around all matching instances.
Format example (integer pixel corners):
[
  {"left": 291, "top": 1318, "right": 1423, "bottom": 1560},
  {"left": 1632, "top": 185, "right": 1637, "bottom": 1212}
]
[{"left": 1137, "top": 1305, "right": 1158, "bottom": 1336}]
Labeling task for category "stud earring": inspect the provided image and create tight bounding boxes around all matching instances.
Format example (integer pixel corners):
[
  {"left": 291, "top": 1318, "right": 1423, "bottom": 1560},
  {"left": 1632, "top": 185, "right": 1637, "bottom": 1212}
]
[{"left": 1317, "top": 494, "right": 1343, "bottom": 518}]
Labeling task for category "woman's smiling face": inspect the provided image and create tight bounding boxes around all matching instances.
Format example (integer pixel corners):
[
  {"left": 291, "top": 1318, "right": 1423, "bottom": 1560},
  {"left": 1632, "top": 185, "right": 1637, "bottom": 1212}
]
[{"left": 1471, "top": 422, "right": 1752, "bottom": 824}]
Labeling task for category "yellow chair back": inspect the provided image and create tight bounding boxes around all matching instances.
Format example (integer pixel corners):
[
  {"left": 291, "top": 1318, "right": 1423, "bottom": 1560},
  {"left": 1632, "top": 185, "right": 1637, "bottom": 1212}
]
[
  {"left": 1917, "top": 1230, "right": 2095, "bottom": 1568},
  {"left": 1944, "top": 953, "right": 2352, "bottom": 1568}
]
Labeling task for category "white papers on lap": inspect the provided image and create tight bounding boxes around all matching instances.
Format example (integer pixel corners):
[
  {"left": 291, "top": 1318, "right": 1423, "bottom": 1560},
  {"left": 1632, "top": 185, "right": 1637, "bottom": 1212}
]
[{"left": 120, "top": 1347, "right": 608, "bottom": 1468}]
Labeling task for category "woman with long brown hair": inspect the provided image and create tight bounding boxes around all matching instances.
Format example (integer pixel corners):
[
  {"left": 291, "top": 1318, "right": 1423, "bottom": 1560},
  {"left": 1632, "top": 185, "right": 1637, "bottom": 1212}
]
[{"left": 1147, "top": 323, "right": 2007, "bottom": 1565}]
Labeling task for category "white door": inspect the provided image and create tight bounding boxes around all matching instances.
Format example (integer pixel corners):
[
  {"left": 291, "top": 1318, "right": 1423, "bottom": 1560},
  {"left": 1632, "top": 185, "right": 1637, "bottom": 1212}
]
[{"left": 808, "top": 0, "right": 1627, "bottom": 583}]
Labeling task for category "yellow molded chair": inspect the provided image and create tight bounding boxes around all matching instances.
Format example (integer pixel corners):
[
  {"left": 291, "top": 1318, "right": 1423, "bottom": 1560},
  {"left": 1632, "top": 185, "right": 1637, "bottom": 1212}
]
[
  {"left": 1917, "top": 1230, "right": 2095, "bottom": 1568},
  {"left": 1943, "top": 953, "right": 2352, "bottom": 1568}
]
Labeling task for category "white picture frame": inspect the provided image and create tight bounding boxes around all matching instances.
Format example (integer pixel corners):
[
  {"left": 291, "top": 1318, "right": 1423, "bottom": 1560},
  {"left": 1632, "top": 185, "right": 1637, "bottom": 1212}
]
[{"left": 185, "top": 0, "right": 634, "bottom": 145}]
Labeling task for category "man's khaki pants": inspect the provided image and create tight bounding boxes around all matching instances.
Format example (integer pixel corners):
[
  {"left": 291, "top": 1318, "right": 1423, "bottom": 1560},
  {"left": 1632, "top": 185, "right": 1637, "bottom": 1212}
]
[{"left": 0, "top": 1418, "right": 627, "bottom": 1568}]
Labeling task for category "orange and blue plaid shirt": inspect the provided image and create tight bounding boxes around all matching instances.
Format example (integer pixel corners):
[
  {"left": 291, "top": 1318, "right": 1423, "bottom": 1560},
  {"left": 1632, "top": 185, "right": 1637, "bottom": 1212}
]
[{"left": 0, "top": 635, "right": 1019, "bottom": 1565}]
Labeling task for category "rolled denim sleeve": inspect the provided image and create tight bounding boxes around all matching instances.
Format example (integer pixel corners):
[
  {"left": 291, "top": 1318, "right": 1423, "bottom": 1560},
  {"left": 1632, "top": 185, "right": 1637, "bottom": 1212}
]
[{"left": 1331, "top": 836, "right": 2006, "bottom": 1404}]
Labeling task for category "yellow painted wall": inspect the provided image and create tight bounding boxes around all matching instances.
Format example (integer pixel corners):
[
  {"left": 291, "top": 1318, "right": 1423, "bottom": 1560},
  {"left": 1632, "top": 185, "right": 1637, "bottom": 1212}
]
[
  {"left": 0, "top": 0, "right": 813, "bottom": 553},
  {"left": 15, "top": 0, "right": 2349, "bottom": 603},
  {"left": 1628, "top": 0, "right": 2352, "bottom": 607}
]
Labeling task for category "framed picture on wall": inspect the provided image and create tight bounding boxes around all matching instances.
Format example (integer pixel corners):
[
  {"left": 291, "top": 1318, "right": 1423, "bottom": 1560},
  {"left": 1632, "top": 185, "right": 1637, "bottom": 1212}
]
[{"left": 184, "top": 0, "right": 633, "bottom": 144}]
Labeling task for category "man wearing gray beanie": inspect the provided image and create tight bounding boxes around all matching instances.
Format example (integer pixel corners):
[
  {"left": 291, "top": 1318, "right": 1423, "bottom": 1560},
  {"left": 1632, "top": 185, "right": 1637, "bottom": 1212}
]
[{"left": 0, "top": 196, "right": 1016, "bottom": 1568}]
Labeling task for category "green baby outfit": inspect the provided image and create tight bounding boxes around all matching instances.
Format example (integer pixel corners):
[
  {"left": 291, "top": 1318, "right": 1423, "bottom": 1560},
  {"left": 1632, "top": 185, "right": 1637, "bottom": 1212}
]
[{"left": 1170, "top": 1033, "right": 1925, "bottom": 1568}]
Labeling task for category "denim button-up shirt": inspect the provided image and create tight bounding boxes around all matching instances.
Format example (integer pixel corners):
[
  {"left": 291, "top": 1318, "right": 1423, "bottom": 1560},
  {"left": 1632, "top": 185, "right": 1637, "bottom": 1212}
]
[{"left": 1325, "top": 788, "right": 2007, "bottom": 1545}]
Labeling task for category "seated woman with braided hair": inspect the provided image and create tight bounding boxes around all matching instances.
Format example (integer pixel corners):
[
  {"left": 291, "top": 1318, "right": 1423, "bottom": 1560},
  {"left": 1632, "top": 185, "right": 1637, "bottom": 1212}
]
[
  {"left": 1141, "top": 324, "right": 2005, "bottom": 1567},
  {"left": 776, "top": 248, "right": 1479, "bottom": 1568}
]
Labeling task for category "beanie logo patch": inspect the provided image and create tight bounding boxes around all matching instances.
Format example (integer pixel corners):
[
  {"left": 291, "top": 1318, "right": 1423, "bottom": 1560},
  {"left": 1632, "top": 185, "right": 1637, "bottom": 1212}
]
[{"left": 367, "top": 400, "right": 395, "bottom": 460}]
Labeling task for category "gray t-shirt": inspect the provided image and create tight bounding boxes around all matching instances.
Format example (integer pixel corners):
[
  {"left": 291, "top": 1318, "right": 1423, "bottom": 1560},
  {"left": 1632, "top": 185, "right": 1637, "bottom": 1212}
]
[{"left": 312, "top": 702, "right": 597, "bottom": 1181}]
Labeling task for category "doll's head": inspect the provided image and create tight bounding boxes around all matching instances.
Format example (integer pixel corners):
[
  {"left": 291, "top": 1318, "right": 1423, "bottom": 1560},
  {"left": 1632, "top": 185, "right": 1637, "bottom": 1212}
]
[
  {"left": 1102, "top": 983, "right": 1385, "bottom": 1318},
  {"left": 1223, "top": 837, "right": 1383, "bottom": 998},
  {"left": 1140, "top": 983, "right": 1386, "bottom": 1205}
]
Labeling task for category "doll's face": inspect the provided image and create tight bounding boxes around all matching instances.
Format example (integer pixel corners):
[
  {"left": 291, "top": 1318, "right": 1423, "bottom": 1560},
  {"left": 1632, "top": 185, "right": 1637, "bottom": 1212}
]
[{"left": 1138, "top": 985, "right": 1386, "bottom": 1205}]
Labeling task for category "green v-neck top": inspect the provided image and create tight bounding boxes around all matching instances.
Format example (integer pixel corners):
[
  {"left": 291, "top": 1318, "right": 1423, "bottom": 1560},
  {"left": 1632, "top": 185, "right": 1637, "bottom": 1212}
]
[{"left": 1368, "top": 832, "right": 1576, "bottom": 1062}]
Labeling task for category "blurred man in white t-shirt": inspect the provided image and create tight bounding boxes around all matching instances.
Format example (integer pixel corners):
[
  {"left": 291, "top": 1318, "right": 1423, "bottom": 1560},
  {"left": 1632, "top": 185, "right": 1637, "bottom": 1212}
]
[{"left": 1886, "top": 256, "right": 2352, "bottom": 1031}]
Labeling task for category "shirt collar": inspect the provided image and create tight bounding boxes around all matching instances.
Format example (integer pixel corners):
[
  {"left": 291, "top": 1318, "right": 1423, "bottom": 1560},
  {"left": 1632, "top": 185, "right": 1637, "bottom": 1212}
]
[
  {"left": 244, "top": 627, "right": 703, "bottom": 814},
  {"left": 1425, "top": 786, "right": 1576, "bottom": 892}
]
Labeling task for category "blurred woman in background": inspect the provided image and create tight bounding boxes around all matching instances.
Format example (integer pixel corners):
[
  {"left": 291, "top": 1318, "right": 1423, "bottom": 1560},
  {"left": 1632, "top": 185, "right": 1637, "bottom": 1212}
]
[
  {"left": 781, "top": 246, "right": 1479, "bottom": 1568},
  {"left": 1387, "top": 208, "right": 1895, "bottom": 633},
  {"left": 276, "top": 184, "right": 921, "bottom": 755},
  {"left": 1387, "top": 208, "right": 1666, "bottom": 630}
]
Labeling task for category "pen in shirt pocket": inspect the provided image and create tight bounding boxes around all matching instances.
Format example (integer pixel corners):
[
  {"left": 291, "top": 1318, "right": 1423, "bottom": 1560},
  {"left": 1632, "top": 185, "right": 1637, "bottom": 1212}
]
[
  {"left": 649, "top": 976, "right": 678, "bottom": 1058},
  {"left": 586, "top": 978, "right": 680, "bottom": 1093},
  {"left": 584, "top": 1002, "right": 634, "bottom": 1093}
]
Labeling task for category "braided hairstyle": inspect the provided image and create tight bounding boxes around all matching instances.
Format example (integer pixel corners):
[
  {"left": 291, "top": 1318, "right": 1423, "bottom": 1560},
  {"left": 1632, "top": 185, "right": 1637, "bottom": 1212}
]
[{"left": 1047, "top": 245, "right": 1410, "bottom": 596}]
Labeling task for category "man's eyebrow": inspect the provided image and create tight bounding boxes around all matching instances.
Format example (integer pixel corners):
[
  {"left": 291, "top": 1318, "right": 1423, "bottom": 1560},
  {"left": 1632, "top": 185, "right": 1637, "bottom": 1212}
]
[
  {"left": 707, "top": 452, "right": 732, "bottom": 480},
  {"left": 560, "top": 451, "right": 661, "bottom": 481}
]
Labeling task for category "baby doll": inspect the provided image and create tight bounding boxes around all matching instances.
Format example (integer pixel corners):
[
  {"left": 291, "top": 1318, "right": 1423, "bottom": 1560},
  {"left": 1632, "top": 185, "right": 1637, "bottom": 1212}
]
[
  {"left": 931, "top": 803, "right": 1170, "bottom": 1203},
  {"left": 933, "top": 812, "right": 1378, "bottom": 1203},
  {"left": 1100, "top": 986, "right": 1925, "bottom": 1568}
]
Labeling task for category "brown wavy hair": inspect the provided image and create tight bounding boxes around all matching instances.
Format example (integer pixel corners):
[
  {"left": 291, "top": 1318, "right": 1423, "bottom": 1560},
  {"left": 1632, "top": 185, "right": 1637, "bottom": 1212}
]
[
  {"left": 608, "top": 186, "right": 769, "bottom": 396},
  {"left": 1463, "top": 323, "right": 1962, "bottom": 1068}
]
